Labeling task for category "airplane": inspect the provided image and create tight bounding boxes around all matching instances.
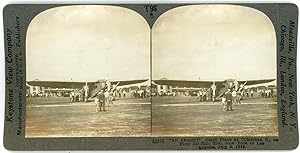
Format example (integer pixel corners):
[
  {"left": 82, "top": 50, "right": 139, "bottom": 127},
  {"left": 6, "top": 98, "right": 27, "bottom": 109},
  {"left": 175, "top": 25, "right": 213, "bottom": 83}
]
[
  {"left": 27, "top": 79, "right": 149, "bottom": 102},
  {"left": 152, "top": 78, "right": 275, "bottom": 101}
]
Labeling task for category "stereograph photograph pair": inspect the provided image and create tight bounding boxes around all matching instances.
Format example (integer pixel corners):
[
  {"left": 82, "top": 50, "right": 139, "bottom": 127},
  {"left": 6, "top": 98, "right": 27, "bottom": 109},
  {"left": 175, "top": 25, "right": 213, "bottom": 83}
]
[{"left": 2, "top": 3, "right": 299, "bottom": 150}]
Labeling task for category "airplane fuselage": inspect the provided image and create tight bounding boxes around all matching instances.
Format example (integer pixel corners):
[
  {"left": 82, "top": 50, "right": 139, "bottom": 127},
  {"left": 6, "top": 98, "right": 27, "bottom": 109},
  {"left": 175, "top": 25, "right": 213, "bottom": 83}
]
[{"left": 216, "top": 79, "right": 240, "bottom": 99}]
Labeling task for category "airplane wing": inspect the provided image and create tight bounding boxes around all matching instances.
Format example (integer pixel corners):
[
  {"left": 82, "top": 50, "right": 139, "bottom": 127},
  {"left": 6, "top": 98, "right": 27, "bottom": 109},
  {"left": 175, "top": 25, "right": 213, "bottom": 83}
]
[
  {"left": 239, "top": 79, "right": 276, "bottom": 86},
  {"left": 88, "top": 79, "right": 149, "bottom": 98},
  {"left": 111, "top": 79, "right": 149, "bottom": 86},
  {"left": 27, "top": 80, "right": 94, "bottom": 89},
  {"left": 153, "top": 80, "right": 219, "bottom": 88}
]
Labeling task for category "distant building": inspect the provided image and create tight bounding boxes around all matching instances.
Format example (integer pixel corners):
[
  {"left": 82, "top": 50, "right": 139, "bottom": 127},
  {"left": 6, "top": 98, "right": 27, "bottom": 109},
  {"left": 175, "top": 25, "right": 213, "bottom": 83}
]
[
  {"left": 27, "top": 85, "right": 45, "bottom": 95},
  {"left": 157, "top": 85, "right": 172, "bottom": 93},
  {"left": 152, "top": 78, "right": 204, "bottom": 94},
  {"left": 26, "top": 83, "right": 73, "bottom": 97}
]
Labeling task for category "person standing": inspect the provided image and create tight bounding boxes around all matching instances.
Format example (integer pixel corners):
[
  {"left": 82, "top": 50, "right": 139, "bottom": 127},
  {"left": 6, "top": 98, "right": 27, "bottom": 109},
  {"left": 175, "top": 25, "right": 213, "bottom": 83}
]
[
  {"left": 225, "top": 89, "right": 233, "bottom": 111},
  {"left": 97, "top": 90, "right": 106, "bottom": 112},
  {"left": 198, "top": 90, "right": 203, "bottom": 102},
  {"left": 246, "top": 89, "right": 249, "bottom": 97},
  {"left": 236, "top": 91, "right": 242, "bottom": 104},
  {"left": 83, "top": 83, "right": 89, "bottom": 102},
  {"left": 270, "top": 88, "right": 274, "bottom": 98},
  {"left": 118, "top": 90, "right": 122, "bottom": 98},
  {"left": 232, "top": 90, "right": 237, "bottom": 105},
  {"left": 222, "top": 96, "right": 227, "bottom": 111},
  {"left": 104, "top": 90, "right": 110, "bottom": 107},
  {"left": 123, "top": 90, "right": 126, "bottom": 97},
  {"left": 211, "top": 82, "right": 217, "bottom": 102},
  {"left": 109, "top": 92, "right": 114, "bottom": 105},
  {"left": 70, "top": 91, "right": 75, "bottom": 102},
  {"left": 95, "top": 94, "right": 99, "bottom": 112},
  {"left": 74, "top": 89, "right": 79, "bottom": 102}
]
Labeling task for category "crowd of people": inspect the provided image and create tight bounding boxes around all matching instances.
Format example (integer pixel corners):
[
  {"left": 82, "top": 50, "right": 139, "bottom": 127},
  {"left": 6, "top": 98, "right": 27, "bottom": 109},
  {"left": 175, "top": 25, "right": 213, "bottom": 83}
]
[
  {"left": 94, "top": 89, "right": 115, "bottom": 112},
  {"left": 93, "top": 88, "right": 150, "bottom": 112},
  {"left": 27, "top": 91, "right": 70, "bottom": 98},
  {"left": 220, "top": 87, "right": 276, "bottom": 112},
  {"left": 221, "top": 89, "right": 242, "bottom": 112},
  {"left": 197, "top": 88, "right": 214, "bottom": 101},
  {"left": 257, "top": 88, "right": 276, "bottom": 98},
  {"left": 117, "top": 89, "right": 151, "bottom": 99},
  {"left": 69, "top": 89, "right": 81, "bottom": 102}
]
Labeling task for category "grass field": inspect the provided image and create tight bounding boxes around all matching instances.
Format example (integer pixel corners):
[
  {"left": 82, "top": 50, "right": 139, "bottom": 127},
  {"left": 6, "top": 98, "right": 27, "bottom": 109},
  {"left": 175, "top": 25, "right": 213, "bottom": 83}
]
[
  {"left": 26, "top": 97, "right": 151, "bottom": 137},
  {"left": 152, "top": 96, "right": 278, "bottom": 136},
  {"left": 26, "top": 96, "right": 278, "bottom": 137}
]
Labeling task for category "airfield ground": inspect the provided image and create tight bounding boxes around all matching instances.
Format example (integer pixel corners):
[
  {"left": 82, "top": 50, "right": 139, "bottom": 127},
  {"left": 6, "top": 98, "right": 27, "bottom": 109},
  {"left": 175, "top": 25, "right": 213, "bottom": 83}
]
[
  {"left": 152, "top": 96, "right": 278, "bottom": 136},
  {"left": 26, "top": 96, "right": 278, "bottom": 137},
  {"left": 26, "top": 97, "right": 151, "bottom": 137}
]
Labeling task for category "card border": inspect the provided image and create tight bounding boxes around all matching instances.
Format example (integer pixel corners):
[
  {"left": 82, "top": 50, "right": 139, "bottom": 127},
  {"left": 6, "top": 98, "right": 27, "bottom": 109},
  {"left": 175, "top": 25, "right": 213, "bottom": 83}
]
[{"left": 2, "top": 3, "right": 299, "bottom": 150}]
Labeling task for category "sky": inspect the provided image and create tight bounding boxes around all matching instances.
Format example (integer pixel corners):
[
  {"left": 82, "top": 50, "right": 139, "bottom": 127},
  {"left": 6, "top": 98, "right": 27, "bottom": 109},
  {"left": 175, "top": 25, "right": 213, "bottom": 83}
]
[
  {"left": 27, "top": 5, "right": 276, "bottom": 83},
  {"left": 26, "top": 5, "right": 150, "bottom": 82},
  {"left": 153, "top": 5, "right": 276, "bottom": 81}
]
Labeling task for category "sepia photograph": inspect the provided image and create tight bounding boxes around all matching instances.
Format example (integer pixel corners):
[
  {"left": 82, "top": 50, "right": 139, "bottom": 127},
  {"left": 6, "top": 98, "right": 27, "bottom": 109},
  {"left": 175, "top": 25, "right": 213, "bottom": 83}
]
[
  {"left": 25, "top": 4, "right": 278, "bottom": 138},
  {"left": 25, "top": 5, "right": 151, "bottom": 137},
  {"left": 152, "top": 5, "right": 278, "bottom": 136},
  {"left": 2, "top": 2, "right": 299, "bottom": 150}
]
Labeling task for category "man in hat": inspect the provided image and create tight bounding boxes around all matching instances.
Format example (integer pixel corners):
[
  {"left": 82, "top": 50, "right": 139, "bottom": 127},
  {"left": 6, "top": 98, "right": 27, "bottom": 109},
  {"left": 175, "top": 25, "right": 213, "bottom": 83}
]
[
  {"left": 97, "top": 90, "right": 106, "bottom": 112},
  {"left": 224, "top": 89, "right": 233, "bottom": 111}
]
